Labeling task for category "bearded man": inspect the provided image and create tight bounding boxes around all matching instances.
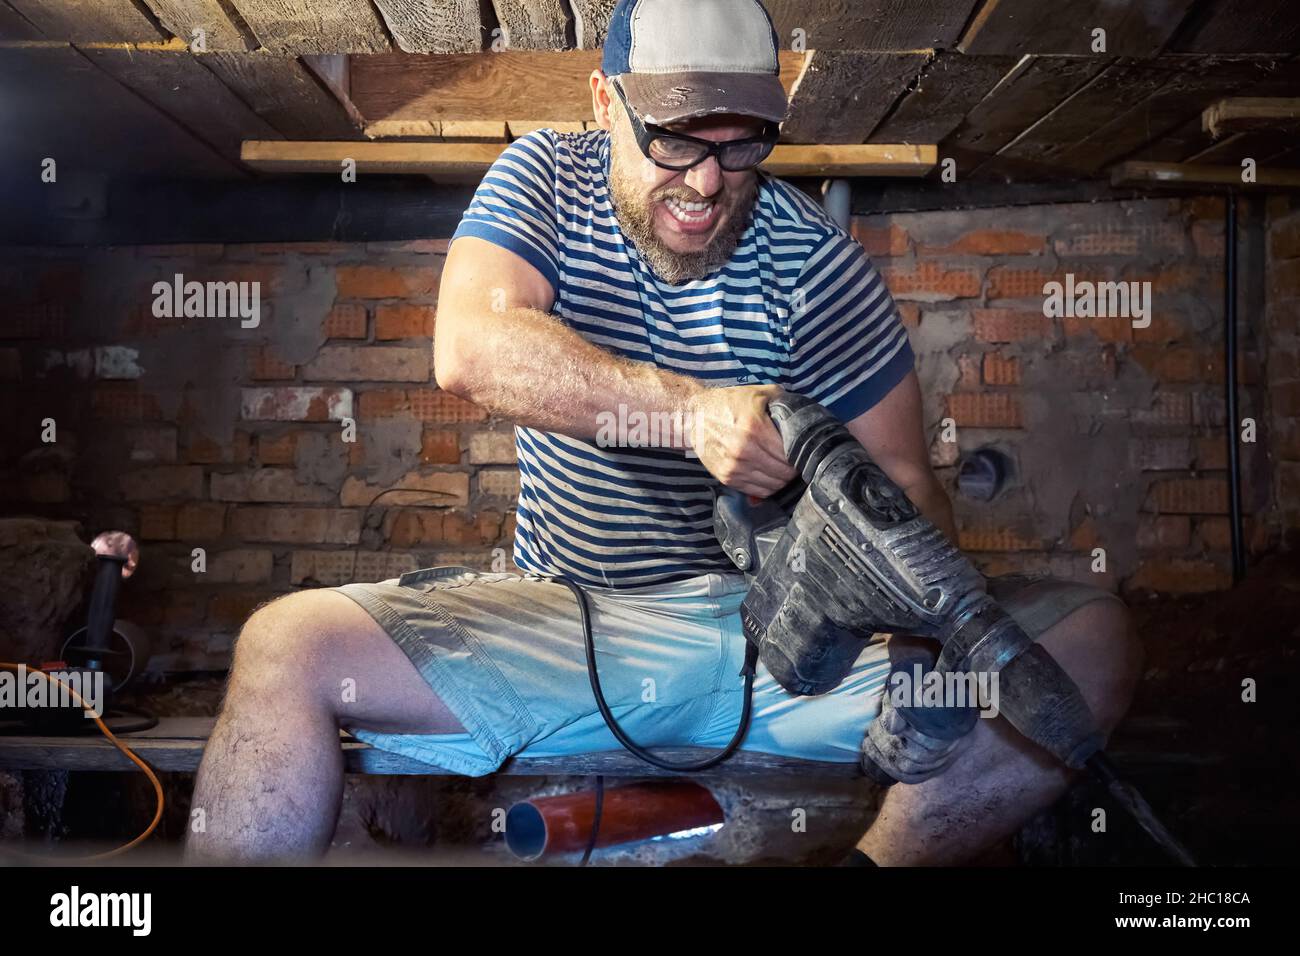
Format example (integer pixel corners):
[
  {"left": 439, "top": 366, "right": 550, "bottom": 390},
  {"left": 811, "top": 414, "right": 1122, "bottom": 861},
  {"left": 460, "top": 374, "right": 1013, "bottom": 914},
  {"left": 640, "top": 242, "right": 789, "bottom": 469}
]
[{"left": 188, "top": 0, "right": 1141, "bottom": 866}]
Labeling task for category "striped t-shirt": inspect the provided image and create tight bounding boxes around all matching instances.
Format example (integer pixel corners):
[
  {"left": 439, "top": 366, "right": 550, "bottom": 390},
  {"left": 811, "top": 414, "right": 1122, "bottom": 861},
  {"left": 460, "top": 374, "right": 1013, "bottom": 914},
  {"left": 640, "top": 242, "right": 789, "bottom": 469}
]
[{"left": 450, "top": 129, "right": 915, "bottom": 587}]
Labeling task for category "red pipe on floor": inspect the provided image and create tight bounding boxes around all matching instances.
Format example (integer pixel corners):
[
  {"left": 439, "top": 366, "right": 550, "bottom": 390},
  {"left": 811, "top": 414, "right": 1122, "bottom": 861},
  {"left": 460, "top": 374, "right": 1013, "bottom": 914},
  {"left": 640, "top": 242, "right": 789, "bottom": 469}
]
[{"left": 505, "top": 781, "right": 725, "bottom": 860}]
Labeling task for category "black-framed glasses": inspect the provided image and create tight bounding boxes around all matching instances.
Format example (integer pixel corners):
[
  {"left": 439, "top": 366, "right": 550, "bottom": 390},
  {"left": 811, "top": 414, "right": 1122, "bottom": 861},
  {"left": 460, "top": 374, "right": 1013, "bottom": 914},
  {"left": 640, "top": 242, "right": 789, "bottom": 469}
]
[{"left": 610, "top": 78, "right": 779, "bottom": 173}]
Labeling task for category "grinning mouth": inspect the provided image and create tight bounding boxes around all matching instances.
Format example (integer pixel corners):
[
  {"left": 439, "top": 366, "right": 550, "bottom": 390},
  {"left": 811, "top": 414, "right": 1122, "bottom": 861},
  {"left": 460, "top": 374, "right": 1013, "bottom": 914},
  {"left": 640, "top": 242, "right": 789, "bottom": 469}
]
[{"left": 662, "top": 195, "right": 716, "bottom": 223}]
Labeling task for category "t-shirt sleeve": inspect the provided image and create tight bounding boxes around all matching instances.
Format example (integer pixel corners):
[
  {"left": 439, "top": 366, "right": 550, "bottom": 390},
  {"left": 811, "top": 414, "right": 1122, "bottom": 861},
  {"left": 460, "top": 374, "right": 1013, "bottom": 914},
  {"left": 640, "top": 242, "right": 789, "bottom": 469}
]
[
  {"left": 451, "top": 130, "right": 561, "bottom": 294},
  {"left": 783, "top": 231, "right": 916, "bottom": 422}
]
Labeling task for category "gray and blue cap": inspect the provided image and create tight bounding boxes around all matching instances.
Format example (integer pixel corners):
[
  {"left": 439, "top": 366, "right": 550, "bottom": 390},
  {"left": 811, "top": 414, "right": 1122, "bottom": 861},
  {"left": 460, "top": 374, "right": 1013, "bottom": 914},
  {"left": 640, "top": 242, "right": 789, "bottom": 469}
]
[{"left": 601, "top": 0, "right": 788, "bottom": 126}]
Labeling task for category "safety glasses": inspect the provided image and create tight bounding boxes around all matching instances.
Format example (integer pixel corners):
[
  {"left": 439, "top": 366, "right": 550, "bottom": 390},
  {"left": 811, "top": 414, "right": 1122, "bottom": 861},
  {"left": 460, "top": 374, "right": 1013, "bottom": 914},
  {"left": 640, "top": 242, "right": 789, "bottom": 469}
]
[{"left": 610, "top": 78, "right": 780, "bottom": 173}]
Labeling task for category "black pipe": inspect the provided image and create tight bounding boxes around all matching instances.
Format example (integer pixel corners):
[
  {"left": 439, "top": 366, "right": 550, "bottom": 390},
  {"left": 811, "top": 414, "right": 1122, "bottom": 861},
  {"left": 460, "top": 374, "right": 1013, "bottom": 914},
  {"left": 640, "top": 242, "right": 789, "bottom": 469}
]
[{"left": 1224, "top": 193, "right": 1246, "bottom": 584}]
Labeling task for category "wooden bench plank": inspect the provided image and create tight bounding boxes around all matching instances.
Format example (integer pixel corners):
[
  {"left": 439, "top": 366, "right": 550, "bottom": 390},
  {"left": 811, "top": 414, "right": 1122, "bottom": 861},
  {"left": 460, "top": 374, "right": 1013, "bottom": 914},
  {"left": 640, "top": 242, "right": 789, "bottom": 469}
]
[{"left": 0, "top": 717, "right": 862, "bottom": 778}]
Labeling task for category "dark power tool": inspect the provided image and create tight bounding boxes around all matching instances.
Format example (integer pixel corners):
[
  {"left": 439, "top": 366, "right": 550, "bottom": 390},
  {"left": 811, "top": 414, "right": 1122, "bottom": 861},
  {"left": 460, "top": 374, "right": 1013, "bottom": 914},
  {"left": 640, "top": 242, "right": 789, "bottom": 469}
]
[{"left": 712, "top": 391, "right": 1196, "bottom": 866}]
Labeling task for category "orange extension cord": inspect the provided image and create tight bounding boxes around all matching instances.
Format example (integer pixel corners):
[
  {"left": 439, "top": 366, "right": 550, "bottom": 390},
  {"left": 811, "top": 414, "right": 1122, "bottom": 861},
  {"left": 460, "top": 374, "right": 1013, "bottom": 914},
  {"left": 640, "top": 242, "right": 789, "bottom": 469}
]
[{"left": 0, "top": 662, "right": 164, "bottom": 860}]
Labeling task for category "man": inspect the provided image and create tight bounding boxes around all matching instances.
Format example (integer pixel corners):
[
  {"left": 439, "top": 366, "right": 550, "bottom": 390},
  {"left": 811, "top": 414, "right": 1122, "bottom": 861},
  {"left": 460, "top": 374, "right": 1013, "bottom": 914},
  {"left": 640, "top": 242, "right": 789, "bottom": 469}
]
[{"left": 188, "top": 0, "right": 1142, "bottom": 865}]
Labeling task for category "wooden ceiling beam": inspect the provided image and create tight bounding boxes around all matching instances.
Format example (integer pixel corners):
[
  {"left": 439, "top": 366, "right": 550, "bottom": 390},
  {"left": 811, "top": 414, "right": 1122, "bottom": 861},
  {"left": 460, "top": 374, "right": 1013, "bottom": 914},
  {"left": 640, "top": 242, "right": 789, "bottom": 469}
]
[
  {"left": 201, "top": 52, "right": 362, "bottom": 139},
  {"left": 868, "top": 52, "right": 1018, "bottom": 145},
  {"left": 226, "top": 0, "right": 390, "bottom": 54},
  {"left": 241, "top": 140, "right": 937, "bottom": 179},
  {"left": 1170, "top": 0, "right": 1300, "bottom": 54},
  {"left": 782, "top": 50, "right": 932, "bottom": 144},
  {"left": 492, "top": 0, "right": 571, "bottom": 50},
  {"left": 348, "top": 49, "right": 808, "bottom": 125},
  {"left": 140, "top": 0, "right": 255, "bottom": 51},
  {"left": 1203, "top": 98, "right": 1300, "bottom": 139},
  {"left": 958, "top": 0, "right": 1197, "bottom": 57},
  {"left": 80, "top": 45, "right": 280, "bottom": 158},
  {"left": 370, "top": 0, "right": 486, "bottom": 54},
  {"left": 1110, "top": 161, "right": 1300, "bottom": 189}
]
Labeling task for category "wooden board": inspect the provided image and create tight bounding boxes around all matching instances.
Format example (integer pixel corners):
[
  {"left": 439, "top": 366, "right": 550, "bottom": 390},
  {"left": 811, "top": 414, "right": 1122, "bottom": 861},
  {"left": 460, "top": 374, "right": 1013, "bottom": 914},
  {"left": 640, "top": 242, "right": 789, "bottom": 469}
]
[
  {"left": 141, "top": 0, "right": 254, "bottom": 50},
  {"left": 1203, "top": 97, "right": 1300, "bottom": 138},
  {"left": 302, "top": 53, "right": 368, "bottom": 130},
  {"left": 783, "top": 50, "right": 931, "bottom": 144},
  {"left": 958, "top": 0, "right": 1197, "bottom": 57},
  {"left": 0, "top": 0, "right": 44, "bottom": 40},
  {"left": 6, "top": 0, "right": 166, "bottom": 42},
  {"left": 0, "top": 717, "right": 861, "bottom": 778},
  {"left": 570, "top": 0, "right": 615, "bottom": 49},
  {"left": 868, "top": 53, "right": 1017, "bottom": 145},
  {"left": 507, "top": 119, "right": 587, "bottom": 137},
  {"left": 1185, "top": 130, "right": 1300, "bottom": 166},
  {"left": 0, "top": 44, "right": 237, "bottom": 179},
  {"left": 82, "top": 47, "right": 279, "bottom": 158},
  {"left": 492, "top": 0, "right": 570, "bottom": 50},
  {"left": 242, "top": 139, "right": 936, "bottom": 178},
  {"left": 1111, "top": 160, "right": 1300, "bottom": 189},
  {"left": 350, "top": 50, "right": 804, "bottom": 126},
  {"left": 998, "top": 59, "right": 1172, "bottom": 168},
  {"left": 944, "top": 55, "right": 1109, "bottom": 155},
  {"left": 201, "top": 52, "right": 361, "bottom": 139},
  {"left": 1123, "top": 60, "right": 1300, "bottom": 164},
  {"left": 1051, "top": 57, "right": 1289, "bottom": 173},
  {"left": 227, "top": 0, "right": 390, "bottom": 53},
  {"left": 767, "top": 143, "right": 935, "bottom": 176},
  {"left": 566, "top": 0, "right": 977, "bottom": 51},
  {"left": 371, "top": 0, "right": 486, "bottom": 53},
  {"left": 764, "top": 0, "right": 977, "bottom": 51},
  {"left": 1171, "top": 0, "right": 1300, "bottom": 54}
]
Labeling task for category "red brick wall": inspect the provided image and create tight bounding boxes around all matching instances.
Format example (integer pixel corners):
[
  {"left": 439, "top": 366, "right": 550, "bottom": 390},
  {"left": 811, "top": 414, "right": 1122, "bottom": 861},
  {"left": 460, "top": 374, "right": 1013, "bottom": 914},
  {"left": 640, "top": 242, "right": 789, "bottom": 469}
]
[
  {"left": 0, "top": 195, "right": 1292, "bottom": 667},
  {"left": 1, "top": 239, "right": 516, "bottom": 669},
  {"left": 853, "top": 196, "right": 1281, "bottom": 597}
]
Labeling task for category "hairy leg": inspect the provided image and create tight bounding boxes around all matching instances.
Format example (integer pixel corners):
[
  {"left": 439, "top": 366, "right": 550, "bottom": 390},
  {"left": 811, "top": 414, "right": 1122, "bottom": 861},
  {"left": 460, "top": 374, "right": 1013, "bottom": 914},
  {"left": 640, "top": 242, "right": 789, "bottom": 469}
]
[
  {"left": 856, "top": 598, "right": 1143, "bottom": 866},
  {"left": 185, "top": 589, "right": 464, "bottom": 864}
]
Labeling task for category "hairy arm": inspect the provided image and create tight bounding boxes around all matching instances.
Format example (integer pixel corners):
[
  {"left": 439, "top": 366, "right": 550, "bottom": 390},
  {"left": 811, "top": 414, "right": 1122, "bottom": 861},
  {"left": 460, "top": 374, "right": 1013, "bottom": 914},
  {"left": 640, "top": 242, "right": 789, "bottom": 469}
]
[
  {"left": 434, "top": 236, "right": 703, "bottom": 444},
  {"left": 434, "top": 237, "right": 794, "bottom": 493}
]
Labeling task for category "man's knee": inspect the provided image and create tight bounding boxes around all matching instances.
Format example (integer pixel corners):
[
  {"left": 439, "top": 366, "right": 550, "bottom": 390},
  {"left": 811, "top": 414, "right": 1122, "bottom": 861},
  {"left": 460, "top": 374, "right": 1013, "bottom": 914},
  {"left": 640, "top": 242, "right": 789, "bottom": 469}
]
[{"left": 227, "top": 590, "right": 358, "bottom": 701}]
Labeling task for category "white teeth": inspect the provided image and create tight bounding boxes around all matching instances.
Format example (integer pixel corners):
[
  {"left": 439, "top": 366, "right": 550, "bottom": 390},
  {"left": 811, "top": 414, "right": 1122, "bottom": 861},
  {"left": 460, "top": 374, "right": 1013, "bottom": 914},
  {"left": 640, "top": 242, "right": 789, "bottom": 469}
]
[{"left": 665, "top": 197, "right": 714, "bottom": 221}]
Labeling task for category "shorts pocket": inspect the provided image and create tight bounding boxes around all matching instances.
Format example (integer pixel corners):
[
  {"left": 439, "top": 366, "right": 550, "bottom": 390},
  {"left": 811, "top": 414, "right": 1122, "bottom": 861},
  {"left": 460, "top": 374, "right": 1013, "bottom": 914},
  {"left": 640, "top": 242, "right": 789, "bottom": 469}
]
[{"left": 396, "top": 564, "right": 521, "bottom": 593}]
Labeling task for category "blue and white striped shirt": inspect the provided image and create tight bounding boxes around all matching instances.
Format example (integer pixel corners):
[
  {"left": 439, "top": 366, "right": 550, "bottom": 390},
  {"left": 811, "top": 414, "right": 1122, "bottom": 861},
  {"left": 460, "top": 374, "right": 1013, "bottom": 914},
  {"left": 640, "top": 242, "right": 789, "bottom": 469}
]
[{"left": 451, "top": 129, "right": 914, "bottom": 587}]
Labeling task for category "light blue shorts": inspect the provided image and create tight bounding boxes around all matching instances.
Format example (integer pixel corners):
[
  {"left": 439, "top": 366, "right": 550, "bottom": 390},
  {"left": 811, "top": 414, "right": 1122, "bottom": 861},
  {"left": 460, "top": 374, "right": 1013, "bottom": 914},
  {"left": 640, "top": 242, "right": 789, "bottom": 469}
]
[{"left": 332, "top": 566, "right": 1120, "bottom": 777}]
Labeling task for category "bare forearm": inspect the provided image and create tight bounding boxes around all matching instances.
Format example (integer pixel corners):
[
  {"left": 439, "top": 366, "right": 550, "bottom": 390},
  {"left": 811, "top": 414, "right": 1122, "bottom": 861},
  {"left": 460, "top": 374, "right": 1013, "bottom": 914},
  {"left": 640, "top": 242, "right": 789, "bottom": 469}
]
[
  {"left": 441, "top": 306, "right": 703, "bottom": 443},
  {"left": 907, "top": 475, "right": 959, "bottom": 544}
]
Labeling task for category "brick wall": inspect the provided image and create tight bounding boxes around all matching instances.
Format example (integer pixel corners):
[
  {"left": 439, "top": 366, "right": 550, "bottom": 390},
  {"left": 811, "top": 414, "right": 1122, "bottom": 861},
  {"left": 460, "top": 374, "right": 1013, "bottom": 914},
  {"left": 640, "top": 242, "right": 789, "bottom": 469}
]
[
  {"left": 0, "top": 195, "right": 1292, "bottom": 668},
  {"left": 1, "top": 239, "right": 516, "bottom": 669},
  {"left": 853, "top": 196, "right": 1281, "bottom": 596}
]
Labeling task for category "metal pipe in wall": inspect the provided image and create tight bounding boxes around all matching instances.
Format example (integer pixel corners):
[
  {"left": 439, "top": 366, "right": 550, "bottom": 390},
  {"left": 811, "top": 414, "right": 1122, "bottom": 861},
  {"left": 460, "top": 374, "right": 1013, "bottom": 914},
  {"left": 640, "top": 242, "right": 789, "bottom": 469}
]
[
  {"left": 1224, "top": 193, "right": 1246, "bottom": 583},
  {"left": 822, "top": 179, "right": 851, "bottom": 230}
]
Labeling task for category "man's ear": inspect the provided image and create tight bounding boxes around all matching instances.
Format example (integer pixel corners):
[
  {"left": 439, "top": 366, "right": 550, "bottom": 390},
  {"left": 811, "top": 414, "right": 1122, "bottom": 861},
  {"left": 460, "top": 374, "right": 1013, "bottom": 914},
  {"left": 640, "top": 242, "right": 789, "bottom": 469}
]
[{"left": 590, "top": 70, "right": 614, "bottom": 131}]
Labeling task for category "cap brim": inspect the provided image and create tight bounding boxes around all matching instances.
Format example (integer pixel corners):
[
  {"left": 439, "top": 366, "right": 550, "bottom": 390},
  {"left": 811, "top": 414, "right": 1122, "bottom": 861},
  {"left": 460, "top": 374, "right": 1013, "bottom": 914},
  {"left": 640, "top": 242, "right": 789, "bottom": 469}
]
[{"left": 618, "top": 71, "right": 788, "bottom": 126}]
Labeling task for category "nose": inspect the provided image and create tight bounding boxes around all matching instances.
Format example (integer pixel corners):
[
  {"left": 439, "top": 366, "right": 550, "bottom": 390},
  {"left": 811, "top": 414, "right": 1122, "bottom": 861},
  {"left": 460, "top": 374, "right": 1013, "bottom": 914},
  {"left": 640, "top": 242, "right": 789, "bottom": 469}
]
[{"left": 683, "top": 155, "right": 723, "bottom": 198}]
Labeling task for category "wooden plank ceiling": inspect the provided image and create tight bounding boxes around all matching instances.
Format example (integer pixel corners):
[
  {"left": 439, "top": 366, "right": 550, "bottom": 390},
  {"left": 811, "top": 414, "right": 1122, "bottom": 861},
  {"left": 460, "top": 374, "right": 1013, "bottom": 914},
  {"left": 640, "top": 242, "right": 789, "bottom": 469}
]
[{"left": 0, "top": 0, "right": 1298, "bottom": 186}]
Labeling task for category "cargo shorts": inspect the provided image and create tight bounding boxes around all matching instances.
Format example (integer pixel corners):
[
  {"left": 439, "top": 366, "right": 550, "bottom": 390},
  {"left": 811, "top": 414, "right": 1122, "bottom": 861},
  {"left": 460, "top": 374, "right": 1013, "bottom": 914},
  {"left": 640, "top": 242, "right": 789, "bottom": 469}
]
[{"left": 331, "top": 566, "right": 1123, "bottom": 777}]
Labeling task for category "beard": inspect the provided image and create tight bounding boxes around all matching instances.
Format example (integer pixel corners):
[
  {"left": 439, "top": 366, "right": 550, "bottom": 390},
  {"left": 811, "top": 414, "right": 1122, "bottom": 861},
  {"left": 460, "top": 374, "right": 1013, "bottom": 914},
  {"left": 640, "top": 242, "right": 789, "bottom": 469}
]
[{"left": 608, "top": 130, "right": 758, "bottom": 285}]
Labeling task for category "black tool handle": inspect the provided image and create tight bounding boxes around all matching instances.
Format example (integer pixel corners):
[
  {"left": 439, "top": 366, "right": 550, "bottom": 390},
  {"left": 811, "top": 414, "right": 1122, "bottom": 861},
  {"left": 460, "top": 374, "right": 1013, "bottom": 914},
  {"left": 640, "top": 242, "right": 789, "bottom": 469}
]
[{"left": 84, "top": 554, "right": 127, "bottom": 668}]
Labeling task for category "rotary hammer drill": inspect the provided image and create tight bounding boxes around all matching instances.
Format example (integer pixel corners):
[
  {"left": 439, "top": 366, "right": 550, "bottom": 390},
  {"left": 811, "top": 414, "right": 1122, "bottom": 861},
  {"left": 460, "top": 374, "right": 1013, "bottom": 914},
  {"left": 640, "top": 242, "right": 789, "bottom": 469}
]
[{"left": 711, "top": 391, "right": 1194, "bottom": 864}]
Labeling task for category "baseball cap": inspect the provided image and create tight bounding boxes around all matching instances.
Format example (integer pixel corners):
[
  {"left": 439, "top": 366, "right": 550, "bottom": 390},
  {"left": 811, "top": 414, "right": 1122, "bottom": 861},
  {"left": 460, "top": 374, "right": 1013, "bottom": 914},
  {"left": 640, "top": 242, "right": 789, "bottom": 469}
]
[{"left": 601, "top": 0, "right": 788, "bottom": 127}]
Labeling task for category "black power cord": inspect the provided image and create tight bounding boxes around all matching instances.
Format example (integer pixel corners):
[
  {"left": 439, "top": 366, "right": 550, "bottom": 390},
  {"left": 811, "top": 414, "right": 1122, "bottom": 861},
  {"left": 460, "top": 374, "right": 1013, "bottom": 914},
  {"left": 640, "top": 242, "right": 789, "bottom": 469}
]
[
  {"left": 548, "top": 575, "right": 759, "bottom": 773},
  {"left": 578, "top": 774, "right": 604, "bottom": 866}
]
